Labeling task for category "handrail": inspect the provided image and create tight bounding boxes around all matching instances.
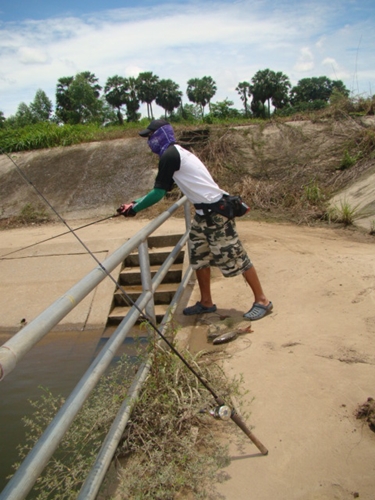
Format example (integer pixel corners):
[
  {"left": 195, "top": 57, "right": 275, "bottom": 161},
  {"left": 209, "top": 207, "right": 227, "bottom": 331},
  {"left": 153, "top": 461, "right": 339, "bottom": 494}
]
[
  {"left": 0, "top": 196, "right": 189, "bottom": 381},
  {"left": 0, "top": 197, "right": 193, "bottom": 500},
  {"left": 78, "top": 266, "right": 193, "bottom": 500}
]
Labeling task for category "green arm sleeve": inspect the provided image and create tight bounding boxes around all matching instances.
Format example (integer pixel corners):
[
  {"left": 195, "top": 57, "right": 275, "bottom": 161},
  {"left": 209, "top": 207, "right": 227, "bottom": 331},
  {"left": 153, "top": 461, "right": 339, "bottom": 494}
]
[{"left": 133, "top": 188, "right": 166, "bottom": 213}]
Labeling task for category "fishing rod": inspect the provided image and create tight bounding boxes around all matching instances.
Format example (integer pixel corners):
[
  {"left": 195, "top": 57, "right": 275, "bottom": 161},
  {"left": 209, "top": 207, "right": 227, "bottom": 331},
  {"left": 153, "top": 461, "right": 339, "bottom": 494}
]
[
  {"left": 2, "top": 148, "right": 268, "bottom": 455},
  {"left": 0, "top": 214, "right": 119, "bottom": 260}
]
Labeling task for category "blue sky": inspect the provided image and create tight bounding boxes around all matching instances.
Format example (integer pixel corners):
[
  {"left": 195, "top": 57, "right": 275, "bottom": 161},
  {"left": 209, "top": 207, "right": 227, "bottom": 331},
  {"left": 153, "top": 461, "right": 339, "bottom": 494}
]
[{"left": 0, "top": 0, "right": 374, "bottom": 118}]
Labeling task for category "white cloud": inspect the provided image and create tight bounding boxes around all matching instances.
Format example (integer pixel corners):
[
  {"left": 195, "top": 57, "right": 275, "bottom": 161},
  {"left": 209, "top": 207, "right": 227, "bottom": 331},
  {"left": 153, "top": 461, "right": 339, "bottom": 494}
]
[
  {"left": 322, "top": 57, "right": 338, "bottom": 68},
  {"left": 126, "top": 66, "right": 143, "bottom": 78},
  {"left": 316, "top": 36, "right": 326, "bottom": 50},
  {"left": 294, "top": 47, "right": 314, "bottom": 72},
  {"left": 322, "top": 57, "right": 350, "bottom": 81},
  {"left": 0, "top": 0, "right": 374, "bottom": 117},
  {"left": 18, "top": 47, "right": 49, "bottom": 64}
]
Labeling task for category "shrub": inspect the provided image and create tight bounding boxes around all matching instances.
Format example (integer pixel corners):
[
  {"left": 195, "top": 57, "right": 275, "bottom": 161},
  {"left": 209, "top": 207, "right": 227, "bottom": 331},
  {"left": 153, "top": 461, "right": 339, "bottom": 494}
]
[
  {"left": 328, "top": 199, "right": 362, "bottom": 226},
  {"left": 338, "top": 149, "right": 358, "bottom": 170},
  {"left": 11, "top": 343, "right": 248, "bottom": 498}
]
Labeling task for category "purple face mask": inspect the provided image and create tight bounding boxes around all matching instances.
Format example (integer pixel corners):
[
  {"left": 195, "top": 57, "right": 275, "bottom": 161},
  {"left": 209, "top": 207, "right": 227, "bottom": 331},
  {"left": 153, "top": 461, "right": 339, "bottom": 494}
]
[{"left": 147, "top": 124, "right": 176, "bottom": 157}]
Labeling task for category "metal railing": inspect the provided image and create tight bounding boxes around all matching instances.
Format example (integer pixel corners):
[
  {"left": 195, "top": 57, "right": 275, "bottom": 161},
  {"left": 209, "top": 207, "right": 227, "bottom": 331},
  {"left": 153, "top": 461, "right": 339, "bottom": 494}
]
[{"left": 0, "top": 197, "right": 193, "bottom": 500}]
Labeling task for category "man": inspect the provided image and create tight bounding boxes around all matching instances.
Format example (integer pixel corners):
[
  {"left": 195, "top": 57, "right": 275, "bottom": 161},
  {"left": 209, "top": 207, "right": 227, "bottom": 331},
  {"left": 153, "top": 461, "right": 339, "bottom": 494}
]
[{"left": 117, "top": 119, "right": 273, "bottom": 321}]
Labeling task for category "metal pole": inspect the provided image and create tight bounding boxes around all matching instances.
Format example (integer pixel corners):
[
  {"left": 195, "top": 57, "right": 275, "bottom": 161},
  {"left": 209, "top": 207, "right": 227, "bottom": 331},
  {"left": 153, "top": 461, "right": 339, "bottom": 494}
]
[
  {"left": 77, "top": 266, "right": 194, "bottom": 500},
  {"left": 138, "top": 240, "right": 156, "bottom": 325}
]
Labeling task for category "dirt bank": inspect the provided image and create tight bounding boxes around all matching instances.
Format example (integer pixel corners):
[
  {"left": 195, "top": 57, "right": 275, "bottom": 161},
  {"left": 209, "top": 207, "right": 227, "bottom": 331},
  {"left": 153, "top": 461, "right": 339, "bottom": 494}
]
[{"left": 1, "top": 117, "right": 375, "bottom": 231}]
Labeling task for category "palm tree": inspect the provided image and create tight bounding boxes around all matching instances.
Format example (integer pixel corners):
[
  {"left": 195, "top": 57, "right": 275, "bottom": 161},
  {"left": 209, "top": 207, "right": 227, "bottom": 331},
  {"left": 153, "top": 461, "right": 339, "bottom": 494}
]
[
  {"left": 250, "top": 69, "right": 291, "bottom": 117},
  {"left": 124, "top": 77, "right": 140, "bottom": 122},
  {"left": 186, "top": 76, "right": 217, "bottom": 116},
  {"left": 236, "top": 81, "right": 251, "bottom": 117},
  {"left": 270, "top": 72, "right": 291, "bottom": 110},
  {"left": 250, "top": 69, "right": 275, "bottom": 118},
  {"left": 155, "top": 79, "right": 183, "bottom": 117},
  {"left": 136, "top": 72, "right": 159, "bottom": 119},
  {"left": 104, "top": 76, "right": 128, "bottom": 125}
]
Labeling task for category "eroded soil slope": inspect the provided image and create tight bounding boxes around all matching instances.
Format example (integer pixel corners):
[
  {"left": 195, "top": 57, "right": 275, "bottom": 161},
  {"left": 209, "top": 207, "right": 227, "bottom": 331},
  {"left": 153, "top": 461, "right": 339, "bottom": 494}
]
[{"left": 1, "top": 117, "right": 374, "bottom": 230}]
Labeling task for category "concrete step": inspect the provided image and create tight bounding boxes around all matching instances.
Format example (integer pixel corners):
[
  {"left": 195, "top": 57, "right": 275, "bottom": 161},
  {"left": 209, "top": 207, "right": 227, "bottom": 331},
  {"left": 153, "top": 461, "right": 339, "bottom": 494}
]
[
  {"left": 119, "top": 263, "right": 183, "bottom": 286},
  {"left": 114, "top": 282, "right": 180, "bottom": 306},
  {"left": 124, "top": 247, "right": 184, "bottom": 267},
  {"left": 108, "top": 303, "right": 170, "bottom": 324},
  {"left": 107, "top": 233, "right": 186, "bottom": 326},
  {"left": 147, "top": 234, "right": 184, "bottom": 248}
]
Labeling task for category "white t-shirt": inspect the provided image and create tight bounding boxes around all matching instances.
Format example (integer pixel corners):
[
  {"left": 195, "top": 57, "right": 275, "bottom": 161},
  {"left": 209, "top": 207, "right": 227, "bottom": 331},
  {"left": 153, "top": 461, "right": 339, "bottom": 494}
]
[{"left": 154, "top": 144, "right": 226, "bottom": 205}]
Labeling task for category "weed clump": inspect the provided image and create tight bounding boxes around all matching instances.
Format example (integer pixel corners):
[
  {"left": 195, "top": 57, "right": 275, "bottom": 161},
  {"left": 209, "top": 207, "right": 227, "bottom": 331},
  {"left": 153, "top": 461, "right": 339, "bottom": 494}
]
[
  {"left": 11, "top": 342, "right": 247, "bottom": 499},
  {"left": 115, "top": 344, "right": 245, "bottom": 499},
  {"left": 327, "top": 198, "right": 363, "bottom": 226},
  {"left": 0, "top": 203, "right": 52, "bottom": 229}
]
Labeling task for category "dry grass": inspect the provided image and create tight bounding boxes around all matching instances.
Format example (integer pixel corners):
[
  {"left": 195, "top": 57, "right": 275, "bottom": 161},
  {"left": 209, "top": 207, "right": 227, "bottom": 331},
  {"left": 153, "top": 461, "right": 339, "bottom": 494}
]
[
  {"left": 188, "top": 115, "right": 375, "bottom": 225},
  {"left": 12, "top": 340, "right": 248, "bottom": 499},
  {"left": 112, "top": 342, "right": 247, "bottom": 499},
  {"left": 1, "top": 114, "right": 374, "bottom": 228}
]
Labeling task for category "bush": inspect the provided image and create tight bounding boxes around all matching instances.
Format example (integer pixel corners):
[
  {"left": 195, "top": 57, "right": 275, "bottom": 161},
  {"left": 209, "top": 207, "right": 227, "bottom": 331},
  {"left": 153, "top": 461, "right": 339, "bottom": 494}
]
[
  {"left": 328, "top": 199, "right": 362, "bottom": 225},
  {"left": 11, "top": 342, "right": 248, "bottom": 498},
  {"left": 338, "top": 149, "right": 358, "bottom": 170},
  {"left": 6, "top": 203, "right": 52, "bottom": 226},
  {"left": 274, "top": 100, "right": 328, "bottom": 117}
]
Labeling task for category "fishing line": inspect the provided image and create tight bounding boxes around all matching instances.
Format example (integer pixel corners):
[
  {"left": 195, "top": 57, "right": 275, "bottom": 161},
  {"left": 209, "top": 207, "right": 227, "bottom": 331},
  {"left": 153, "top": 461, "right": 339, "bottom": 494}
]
[
  {"left": 0, "top": 214, "right": 118, "bottom": 260},
  {"left": 1, "top": 148, "right": 268, "bottom": 454},
  {"left": 1, "top": 147, "right": 216, "bottom": 384}
]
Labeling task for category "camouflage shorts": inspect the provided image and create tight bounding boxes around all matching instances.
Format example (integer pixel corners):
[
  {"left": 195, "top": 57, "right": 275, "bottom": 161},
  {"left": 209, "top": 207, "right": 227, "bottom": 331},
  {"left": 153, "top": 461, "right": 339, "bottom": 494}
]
[{"left": 189, "top": 213, "right": 252, "bottom": 278}]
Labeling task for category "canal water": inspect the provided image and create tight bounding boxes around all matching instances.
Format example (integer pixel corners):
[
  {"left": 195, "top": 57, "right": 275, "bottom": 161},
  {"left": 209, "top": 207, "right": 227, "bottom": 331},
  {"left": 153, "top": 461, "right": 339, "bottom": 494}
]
[{"left": 0, "top": 327, "right": 145, "bottom": 493}]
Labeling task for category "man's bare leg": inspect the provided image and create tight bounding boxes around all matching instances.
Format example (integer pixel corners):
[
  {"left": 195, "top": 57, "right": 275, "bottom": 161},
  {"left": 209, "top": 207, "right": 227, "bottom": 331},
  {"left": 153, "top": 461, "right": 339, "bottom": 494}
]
[
  {"left": 182, "top": 267, "right": 216, "bottom": 315},
  {"left": 243, "top": 265, "right": 272, "bottom": 320},
  {"left": 195, "top": 267, "right": 215, "bottom": 307},
  {"left": 243, "top": 266, "right": 270, "bottom": 306}
]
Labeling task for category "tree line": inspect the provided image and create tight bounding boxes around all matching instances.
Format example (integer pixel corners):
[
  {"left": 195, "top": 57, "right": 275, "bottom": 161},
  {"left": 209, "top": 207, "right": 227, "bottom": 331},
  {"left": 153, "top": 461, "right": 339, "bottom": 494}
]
[{"left": 0, "top": 69, "right": 350, "bottom": 128}]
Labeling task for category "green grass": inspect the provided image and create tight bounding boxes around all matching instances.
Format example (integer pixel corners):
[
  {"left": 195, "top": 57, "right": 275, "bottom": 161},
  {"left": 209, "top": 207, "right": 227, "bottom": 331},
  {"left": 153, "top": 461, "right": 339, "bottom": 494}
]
[
  {"left": 302, "top": 180, "right": 324, "bottom": 204},
  {"left": 0, "top": 122, "right": 143, "bottom": 153},
  {"left": 0, "top": 116, "right": 284, "bottom": 154},
  {"left": 0, "top": 203, "right": 52, "bottom": 228},
  {"left": 328, "top": 199, "right": 363, "bottom": 226}
]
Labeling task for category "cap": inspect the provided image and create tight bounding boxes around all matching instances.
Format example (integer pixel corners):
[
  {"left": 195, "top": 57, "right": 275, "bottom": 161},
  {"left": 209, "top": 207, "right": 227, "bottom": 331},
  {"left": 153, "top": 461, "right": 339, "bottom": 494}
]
[{"left": 139, "top": 119, "right": 169, "bottom": 137}]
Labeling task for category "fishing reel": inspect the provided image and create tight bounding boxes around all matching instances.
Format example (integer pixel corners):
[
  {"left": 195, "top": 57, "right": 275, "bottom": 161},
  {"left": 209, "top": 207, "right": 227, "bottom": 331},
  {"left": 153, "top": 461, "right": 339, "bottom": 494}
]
[{"left": 210, "top": 405, "right": 232, "bottom": 421}]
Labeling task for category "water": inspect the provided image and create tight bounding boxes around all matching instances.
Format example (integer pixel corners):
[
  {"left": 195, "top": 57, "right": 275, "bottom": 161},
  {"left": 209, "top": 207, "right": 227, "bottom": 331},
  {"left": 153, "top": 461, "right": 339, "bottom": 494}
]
[{"left": 0, "top": 327, "right": 147, "bottom": 493}]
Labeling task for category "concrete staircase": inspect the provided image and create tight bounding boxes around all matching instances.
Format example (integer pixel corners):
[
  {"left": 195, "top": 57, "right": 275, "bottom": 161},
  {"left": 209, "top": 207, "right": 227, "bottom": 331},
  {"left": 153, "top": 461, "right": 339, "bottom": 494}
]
[{"left": 107, "top": 234, "right": 185, "bottom": 325}]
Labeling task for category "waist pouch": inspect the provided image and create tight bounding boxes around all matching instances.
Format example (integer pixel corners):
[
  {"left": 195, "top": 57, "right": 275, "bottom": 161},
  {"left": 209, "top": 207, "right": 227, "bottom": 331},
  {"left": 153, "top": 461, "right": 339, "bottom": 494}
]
[{"left": 194, "top": 194, "right": 250, "bottom": 219}]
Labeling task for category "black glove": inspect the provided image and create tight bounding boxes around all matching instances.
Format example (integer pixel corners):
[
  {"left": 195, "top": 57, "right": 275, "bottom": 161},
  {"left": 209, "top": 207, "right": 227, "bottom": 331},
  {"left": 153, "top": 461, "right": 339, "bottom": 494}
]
[{"left": 116, "top": 203, "right": 137, "bottom": 217}]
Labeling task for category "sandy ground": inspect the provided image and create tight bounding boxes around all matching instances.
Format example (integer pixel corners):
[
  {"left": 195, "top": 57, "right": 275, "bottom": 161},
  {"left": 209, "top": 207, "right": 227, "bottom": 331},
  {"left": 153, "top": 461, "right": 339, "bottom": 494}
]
[
  {"left": 174, "top": 219, "right": 375, "bottom": 500},
  {"left": 1, "top": 217, "right": 375, "bottom": 499}
]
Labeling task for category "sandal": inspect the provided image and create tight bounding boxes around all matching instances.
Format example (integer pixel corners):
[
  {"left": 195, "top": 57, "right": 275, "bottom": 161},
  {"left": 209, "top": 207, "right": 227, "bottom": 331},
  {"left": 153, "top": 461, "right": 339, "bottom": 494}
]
[
  {"left": 183, "top": 301, "right": 217, "bottom": 316},
  {"left": 243, "top": 301, "right": 273, "bottom": 321}
]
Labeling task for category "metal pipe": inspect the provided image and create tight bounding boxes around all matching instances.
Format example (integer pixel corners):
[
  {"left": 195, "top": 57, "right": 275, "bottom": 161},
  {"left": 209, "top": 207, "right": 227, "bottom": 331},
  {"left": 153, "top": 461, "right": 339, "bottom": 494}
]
[
  {"left": 138, "top": 239, "right": 156, "bottom": 325},
  {"left": 151, "top": 232, "right": 189, "bottom": 292},
  {"left": 77, "top": 265, "right": 193, "bottom": 500}
]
